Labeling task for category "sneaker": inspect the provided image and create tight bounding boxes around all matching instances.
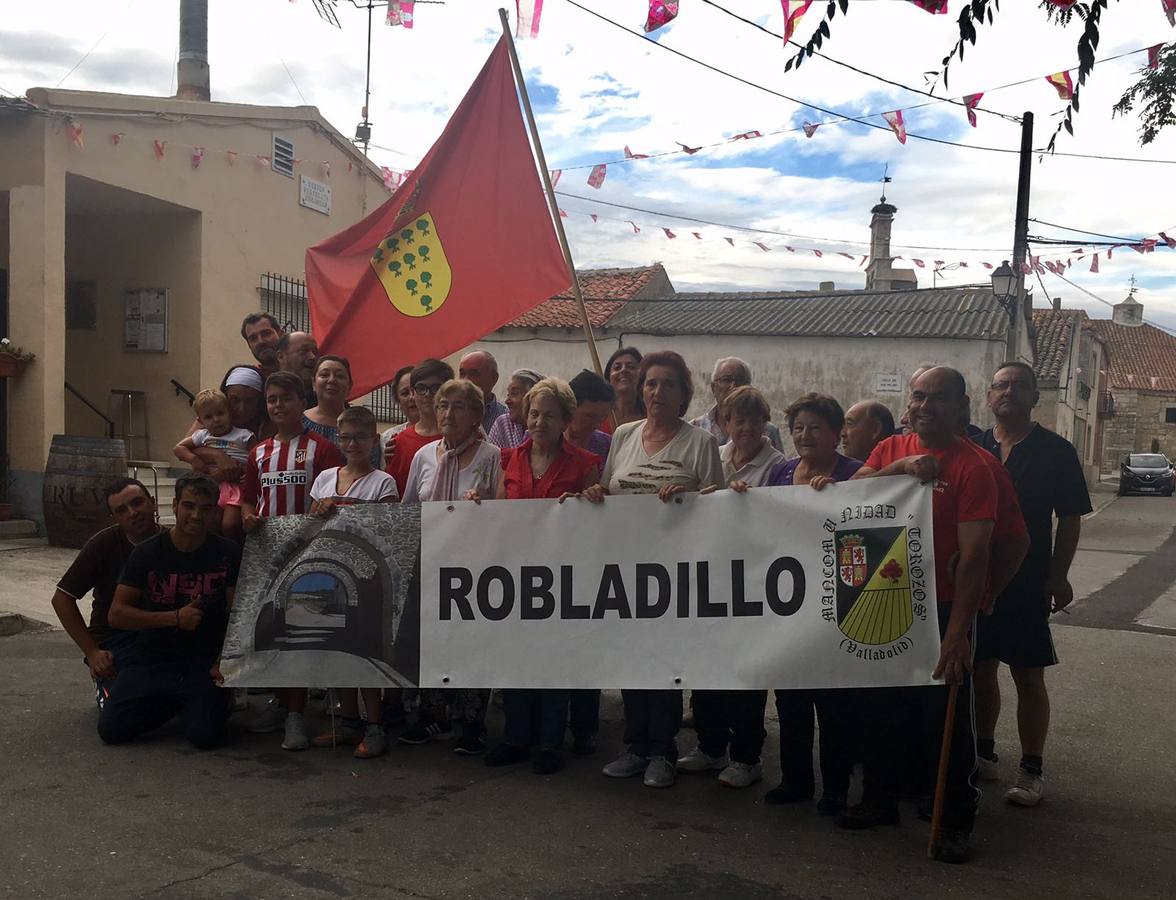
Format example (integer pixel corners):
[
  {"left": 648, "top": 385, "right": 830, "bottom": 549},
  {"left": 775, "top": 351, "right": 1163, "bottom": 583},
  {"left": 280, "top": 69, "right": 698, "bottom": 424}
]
[
  {"left": 817, "top": 792, "right": 848, "bottom": 816},
  {"left": 677, "top": 745, "right": 727, "bottom": 773},
  {"left": 977, "top": 753, "right": 1000, "bottom": 782},
  {"left": 932, "top": 828, "right": 972, "bottom": 864},
  {"left": 398, "top": 718, "right": 454, "bottom": 745},
  {"left": 835, "top": 803, "right": 900, "bottom": 830},
  {"left": 311, "top": 717, "right": 363, "bottom": 748},
  {"left": 718, "top": 762, "right": 762, "bottom": 788},
  {"left": 532, "top": 748, "right": 564, "bottom": 775},
  {"left": 602, "top": 751, "right": 648, "bottom": 779},
  {"left": 353, "top": 725, "right": 387, "bottom": 759},
  {"left": 1006, "top": 769, "right": 1045, "bottom": 806},
  {"left": 643, "top": 756, "right": 676, "bottom": 788},
  {"left": 764, "top": 782, "right": 815, "bottom": 805},
  {"left": 571, "top": 735, "right": 597, "bottom": 757},
  {"left": 453, "top": 722, "right": 486, "bottom": 756},
  {"left": 484, "top": 743, "right": 530, "bottom": 767},
  {"left": 281, "top": 712, "right": 310, "bottom": 751},
  {"left": 247, "top": 698, "right": 287, "bottom": 734}
]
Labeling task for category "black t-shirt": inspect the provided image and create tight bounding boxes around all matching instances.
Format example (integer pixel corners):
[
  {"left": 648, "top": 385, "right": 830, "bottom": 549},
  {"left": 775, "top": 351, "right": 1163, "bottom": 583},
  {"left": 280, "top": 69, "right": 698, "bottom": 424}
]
[
  {"left": 118, "top": 531, "right": 241, "bottom": 662},
  {"left": 57, "top": 526, "right": 161, "bottom": 640},
  {"left": 981, "top": 423, "right": 1092, "bottom": 597}
]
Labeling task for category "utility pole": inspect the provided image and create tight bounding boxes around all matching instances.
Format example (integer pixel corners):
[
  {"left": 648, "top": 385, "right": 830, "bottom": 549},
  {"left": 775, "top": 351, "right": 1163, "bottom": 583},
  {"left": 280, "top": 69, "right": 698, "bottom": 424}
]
[
  {"left": 1007, "top": 111, "right": 1033, "bottom": 361},
  {"left": 356, "top": 0, "right": 374, "bottom": 155}
]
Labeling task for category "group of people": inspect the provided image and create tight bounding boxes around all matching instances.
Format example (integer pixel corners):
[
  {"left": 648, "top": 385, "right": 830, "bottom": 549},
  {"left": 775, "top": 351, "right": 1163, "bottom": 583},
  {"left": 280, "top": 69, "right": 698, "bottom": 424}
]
[{"left": 49, "top": 312, "right": 1092, "bottom": 864}]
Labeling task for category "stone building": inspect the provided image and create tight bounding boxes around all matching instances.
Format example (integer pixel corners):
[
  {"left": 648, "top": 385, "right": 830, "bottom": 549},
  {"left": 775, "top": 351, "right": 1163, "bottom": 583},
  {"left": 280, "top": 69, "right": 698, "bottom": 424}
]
[{"left": 1088, "top": 292, "right": 1176, "bottom": 471}]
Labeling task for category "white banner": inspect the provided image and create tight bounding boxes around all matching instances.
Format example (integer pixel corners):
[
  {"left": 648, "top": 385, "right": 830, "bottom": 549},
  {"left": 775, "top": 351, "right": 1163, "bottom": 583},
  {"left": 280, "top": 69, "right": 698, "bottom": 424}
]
[{"left": 420, "top": 477, "right": 940, "bottom": 689}]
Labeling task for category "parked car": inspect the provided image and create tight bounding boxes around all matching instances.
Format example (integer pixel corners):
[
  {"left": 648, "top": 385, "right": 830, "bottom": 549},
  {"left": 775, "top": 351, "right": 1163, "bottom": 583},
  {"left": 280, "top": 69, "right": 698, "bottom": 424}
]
[{"left": 1118, "top": 453, "right": 1175, "bottom": 496}]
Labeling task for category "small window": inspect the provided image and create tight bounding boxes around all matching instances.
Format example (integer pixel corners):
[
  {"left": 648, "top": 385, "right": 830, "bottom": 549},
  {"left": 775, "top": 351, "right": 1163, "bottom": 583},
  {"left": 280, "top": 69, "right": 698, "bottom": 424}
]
[
  {"left": 1165, "top": 407, "right": 1176, "bottom": 424},
  {"left": 272, "top": 135, "right": 295, "bottom": 178}
]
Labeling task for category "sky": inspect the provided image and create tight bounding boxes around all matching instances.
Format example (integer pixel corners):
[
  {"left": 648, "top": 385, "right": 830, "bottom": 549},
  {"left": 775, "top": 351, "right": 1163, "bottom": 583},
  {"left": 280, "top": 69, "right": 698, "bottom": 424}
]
[{"left": 2, "top": 0, "right": 1175, "bottom": 329}]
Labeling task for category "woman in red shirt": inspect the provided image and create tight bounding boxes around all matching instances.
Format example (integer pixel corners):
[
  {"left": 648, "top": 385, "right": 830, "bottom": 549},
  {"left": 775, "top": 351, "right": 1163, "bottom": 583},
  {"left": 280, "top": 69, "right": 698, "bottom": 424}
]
[{"left": 484, "top": 378, "right": 600, "bottom": 774}]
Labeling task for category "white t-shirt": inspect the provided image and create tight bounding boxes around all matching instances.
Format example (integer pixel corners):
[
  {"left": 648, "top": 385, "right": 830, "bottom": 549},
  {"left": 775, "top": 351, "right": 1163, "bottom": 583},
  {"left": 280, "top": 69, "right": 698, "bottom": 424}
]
[
  {"left": 401, "top": 439, "right": 503, "bottom": 504},
  {"left": 310, "top": 467, "right": 399, "bottom": 504},
  {"left": 720, "top": 438, "right": 787, "bottom": 487},
  {"left": 602, "top": 419, "right": 724, "bottom": 496},
  {"left": 191, "top": 426, "right": 253, "bottom": 463}
]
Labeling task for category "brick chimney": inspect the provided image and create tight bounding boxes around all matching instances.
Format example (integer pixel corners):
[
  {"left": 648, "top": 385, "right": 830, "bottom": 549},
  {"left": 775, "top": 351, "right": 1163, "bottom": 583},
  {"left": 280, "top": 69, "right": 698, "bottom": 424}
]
[
  {"left": 176, "top": 0, "right": 210, "bottom": 101},
  {"left": 864, "top": 196, "right": 897, "bottom": 291}
]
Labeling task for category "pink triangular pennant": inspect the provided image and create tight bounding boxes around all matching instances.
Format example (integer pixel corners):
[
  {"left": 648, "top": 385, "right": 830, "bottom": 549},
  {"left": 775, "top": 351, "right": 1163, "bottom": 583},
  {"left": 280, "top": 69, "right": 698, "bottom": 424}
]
[
  {"left": 1164, "top": 0, "right": 1176, "bottom": 27},
  {"left": 724, "top": 237, "right": 734, "bottom": 246},
  {"left": 812, "top": 249, "right": 823, "bottom": 258},
  {"left": 963, "top": 92, "right": 983, "bottom": 128},
  {"left": 755, "top": 242, "right": 771, "bottom": 252},
  {"left": 628, "top": 221, "right": 641, "bottom": 233},
  {"left": 663, "top": 228, "right": 677, "bottom": 239},
  {"left": 109, "top": 131, "right": 125, "bottom": 145},
  {"left": 882, "top": 110, "right": 907, "bottom": 144},
  {"left": 590, "top": 213, "right": 598, "bottom": 223},
  {"left": 153, "top": 140, "right": 167, "bottom": 159},
  {"left": 913, "top": 259, "right": 925, "bottom": 268},
  {"left": 587, "top": 164, "right": 607, "bottom": 189},
  {"left": 692, "top": 232, "right": 702, "bottom": 240},
  {"left": 731, "top": 130, "right": 763, "bottom": 141},
  {"left": 624, "top": 145, "right": 650, "bottom": 160},
  {"left": 781, "top": 1, "right": 814, "bottom": 44},
  {"left": 802, "top": 121, "right": 819, "bottom": 138},
  {"left": 643, "top": 1, "right": 679, "bottom": 33},
  {"left": 1045, "top": 71, "right": 1075, "bottom": 100},
  {"left": 1148, "top": 43, "right": 1163, "bottom": 69},
  {"left": 909, "top": 0, "right": 948, "bottom": 13},
  {"left": 515, "top": 0, "right": 544, "bottom": 39},
  {"left": 676, "top": 142, "right": 701, "bottom": 155},
  {"left": 549, "top": 169, "right": 562, "bottom": 186},
  {"left": 191, "top": 147, "right": 204, "bottom": 169}
]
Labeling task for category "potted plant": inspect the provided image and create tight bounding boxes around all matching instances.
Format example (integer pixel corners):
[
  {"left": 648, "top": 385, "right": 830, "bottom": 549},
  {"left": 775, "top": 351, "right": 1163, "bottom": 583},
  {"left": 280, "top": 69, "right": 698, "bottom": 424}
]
[{"left": 0, "top": 338, "right": 35, "bottom": 378}]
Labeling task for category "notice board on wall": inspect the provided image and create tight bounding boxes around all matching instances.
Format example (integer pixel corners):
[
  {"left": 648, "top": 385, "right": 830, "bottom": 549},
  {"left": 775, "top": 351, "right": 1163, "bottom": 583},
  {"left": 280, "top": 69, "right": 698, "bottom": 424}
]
[{"left": 124, "top": 288, "right": 168, "bottom": 352}]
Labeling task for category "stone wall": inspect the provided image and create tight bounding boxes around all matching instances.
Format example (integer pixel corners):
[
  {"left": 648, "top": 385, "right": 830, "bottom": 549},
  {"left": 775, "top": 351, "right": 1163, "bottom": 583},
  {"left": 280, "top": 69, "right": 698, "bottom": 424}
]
[{"left": 1101, "top": 389, "right": 1176, "bottom": 472}]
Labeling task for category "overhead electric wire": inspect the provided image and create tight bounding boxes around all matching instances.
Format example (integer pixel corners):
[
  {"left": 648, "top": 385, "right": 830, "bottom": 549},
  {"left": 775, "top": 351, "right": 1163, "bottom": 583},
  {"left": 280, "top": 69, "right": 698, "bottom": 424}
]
[
  {"left": 564, "top": 0, "right": 1176, "bottom": 167},
  {"left": 1030, "top": 218, "right": 1152, "bottom": 243},
  {"left": 1046, "top": 268, "right": 1176, "bottom": 337},
  {"left": 55, "top": 0, "right": 139, "bottom": 88}
]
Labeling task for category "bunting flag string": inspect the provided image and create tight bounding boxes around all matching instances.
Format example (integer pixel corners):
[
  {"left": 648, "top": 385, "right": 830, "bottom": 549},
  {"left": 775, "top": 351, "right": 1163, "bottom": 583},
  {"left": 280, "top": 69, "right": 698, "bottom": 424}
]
[
  {"left": 780, "top": 1, "right": 814, "bottom": 44},
  {"left": 963, "top": 93, "right": 983, "bottom": 128},
  {"left": 386, "top": 1, "right": 414, "bottom": 28},
  {"left": 1046, "top": 71, "right": 1075, "bottom": 100},
  {"left": 881, "top": 110, "right": 907, "bottom": 145},
  {"left": 802, "top": 121, "right": 819, "bottom": 138},
  {"left": 644, "top": 1, "right": 679, "bottom": 33},
  {"left": 731, "top": 130, "right": 763, "bottom": 140},
  {"left": 515, "top": 0, "right": 543, "bottom": 38},
  {"left": 664, "top": 227, "right": 677, "bottom": 239},
  {"left": 624, "top": 145, "right": 650, "bottom": 160},
  {"left": 676, "top": 141, "right": 701, "bottom": 154}
]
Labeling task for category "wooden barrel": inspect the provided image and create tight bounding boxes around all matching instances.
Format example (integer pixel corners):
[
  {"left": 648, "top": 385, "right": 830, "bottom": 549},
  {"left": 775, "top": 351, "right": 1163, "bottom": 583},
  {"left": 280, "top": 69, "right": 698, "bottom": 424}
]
[{"left": 42, "top": 435, "right": 128, "bottom": 549}]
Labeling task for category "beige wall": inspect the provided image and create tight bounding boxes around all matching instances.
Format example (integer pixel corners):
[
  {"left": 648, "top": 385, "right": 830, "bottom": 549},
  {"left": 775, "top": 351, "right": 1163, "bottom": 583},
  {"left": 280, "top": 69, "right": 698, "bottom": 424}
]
[{"left": 464, "top": 328, "right": 1007, "bottom": 444}]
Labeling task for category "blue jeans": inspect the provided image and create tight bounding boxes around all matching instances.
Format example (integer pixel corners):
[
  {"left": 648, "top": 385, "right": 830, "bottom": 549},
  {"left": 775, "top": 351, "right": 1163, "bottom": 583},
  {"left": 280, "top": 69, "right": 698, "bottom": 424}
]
[
  {"left": 97, "top": 657, "right": 230, "bottom": 750},
  {"left": 502, "top": 689, "right": 570, "bottom": 751}
]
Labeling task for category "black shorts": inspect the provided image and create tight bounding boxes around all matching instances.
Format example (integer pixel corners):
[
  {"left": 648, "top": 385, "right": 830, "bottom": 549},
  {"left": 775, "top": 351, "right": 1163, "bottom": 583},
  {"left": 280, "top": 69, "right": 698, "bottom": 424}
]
[{"left": 974, "top": 589, "right": 1058, "bottom": 668}]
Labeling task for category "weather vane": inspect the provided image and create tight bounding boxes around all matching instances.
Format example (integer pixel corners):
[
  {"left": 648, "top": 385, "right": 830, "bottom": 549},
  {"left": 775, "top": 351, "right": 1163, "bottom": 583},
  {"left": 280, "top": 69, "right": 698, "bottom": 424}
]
[
  {"left": 880, "top": 164, "right": 892, "bottom": 203},
  {"left": 1129, "top": 274, "right": 1138, "bottom": 295}
]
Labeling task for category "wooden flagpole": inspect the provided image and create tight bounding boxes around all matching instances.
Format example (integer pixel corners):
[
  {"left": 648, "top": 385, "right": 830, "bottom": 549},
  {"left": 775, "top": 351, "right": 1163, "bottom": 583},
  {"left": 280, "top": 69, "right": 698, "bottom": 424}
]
[
  {"left": 926, "top": 683, "right": 960, "bottom": 860},
  {"left": 498, "top": 7, "right": 606, "bottom": 378}
]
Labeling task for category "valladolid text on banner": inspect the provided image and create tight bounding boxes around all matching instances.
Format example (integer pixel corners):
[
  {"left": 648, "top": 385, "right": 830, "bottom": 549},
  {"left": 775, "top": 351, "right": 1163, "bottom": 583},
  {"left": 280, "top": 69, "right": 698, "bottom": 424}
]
[
  {"left": 419, "top": 477, "right": 940, "bottom": 691},
  {"left": 305, "top": 35, "right": 570, "bottom": 399}
]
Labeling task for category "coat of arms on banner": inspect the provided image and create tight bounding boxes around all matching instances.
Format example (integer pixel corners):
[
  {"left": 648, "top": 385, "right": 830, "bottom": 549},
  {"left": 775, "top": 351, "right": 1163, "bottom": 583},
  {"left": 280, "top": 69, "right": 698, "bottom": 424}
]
[
  {"left": 835, "top": 527, "right": 913, "bottom": 646},
  {"left": 220, "top": 505, "right": 421, "bottom": 688},
  {"left": 370, "top": 212, "right": 452, "bottom": 318}
]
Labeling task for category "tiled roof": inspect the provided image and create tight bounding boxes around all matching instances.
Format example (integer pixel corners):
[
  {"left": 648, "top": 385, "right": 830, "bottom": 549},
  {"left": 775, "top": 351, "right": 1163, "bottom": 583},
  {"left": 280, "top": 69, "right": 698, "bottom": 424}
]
[
  {"left": 1088, "top": 317, "right": 1176, "bottom": 393},
  {"left": 605, "top": 287, "right": 1010, "bottom": 340},
  {"left": 1031, "top": 309, "right": 1082, "bottom": 383},
  {"left": 504, "top": 265, "right": 671, "bottom": 329}
]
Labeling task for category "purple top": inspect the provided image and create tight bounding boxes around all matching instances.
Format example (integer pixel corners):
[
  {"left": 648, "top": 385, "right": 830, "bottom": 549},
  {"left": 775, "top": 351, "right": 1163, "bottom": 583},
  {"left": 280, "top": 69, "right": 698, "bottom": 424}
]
[
  {"left": 767, "top": 453, "right": 862, "bottom": 486},
  {"left": 586, "top": 429, "right": 612, "bottom": 464}
]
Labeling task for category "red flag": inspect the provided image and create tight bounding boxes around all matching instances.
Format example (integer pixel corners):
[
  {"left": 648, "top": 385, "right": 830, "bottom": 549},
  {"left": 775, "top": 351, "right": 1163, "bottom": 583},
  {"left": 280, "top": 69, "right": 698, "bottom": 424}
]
[
  {"left": 68, "top": 122, "right": 84, "bottom": 148},
  {"left": 838, "top": 252, "right": 855, "bottom": 259},
  {"left": 1160, "top": 231, "right": 1176, "bottom": 248},
  {"left": 153, "top": 139, "right": 167, "bottom": 159},
  {"left": 549, "top": 168, "right": 562, "bottom": 186},
  {"left": 811, "top": 248, "right": 822, "bottom": 257},
  {"left": 913, "top": 259, "right": 925, "bottom": 268},
  {"left": 1045, "top": 71, "right": 1074, "bottom": 100},
  {"left": 882, "top": 111, "right": 907, "bottom": 144},
  {"left": 1148, "top": 43, "right": 1163, "bottom": 69},
  {"left": 1045, "top": 1, "right": 1077, "bottom": 8},
  {"left": 781, "top": 1, "right": 814, "bottom": 44},
  {"left": 676, "top": 141, "right": 701, "bottom": 154},
  {"left": 663, "top": 228, "right": 677, "bottom": 239},
  {"left": 191, "top": 147, "right": 204, "bottom": 169},
  {"left": 724, "top": 237, "right": 734, "bottom": 246},
  {"left": 755, "top": 242, "right": 771, "bottom": 252},
  {"left": 732, "top": 130, "right": 763, "bottom": 140},
  {"left": 909, "top": 0, "right": 948, "bottom": 12},
  {"left": 307, "top": 38, "right": 568, "bottom": 398},
  {"left": 624, "top": 145, "right": 650, "bottom": 160},
  {"left": 1165, "top": 0, "right": 1176, "bottom": 27},
  {"left": 981, "top": 262, "right": 993, "bottom": 269},
  {"left": 644, "top": 1, "right": 679, "bottom": 32},
  {"left": 963, "top": 93, "right": 983, "bottom": 128},
  {"left": 802, "top": 121, "right": 819, "bottom": 138},
  {"left": 386, "top": 1, "right": 414, "bottom": 28},
  {"left": 692, "top": 232, "right": 702, "bottom": 240},
  {"left": 587, "top": 164, "right": 607, "bottom": 189},
  {"left": 859, "top": 255, "right": 868, "bottom": 267},
  {"left": 558, "top": 209, "right": 568, "bottom": 218},
  {"left": 589, "top": 214, "right": 598, "bottom": 223},
  {"left": 110, "top": 131, "right": 125, "bottom": 145}
]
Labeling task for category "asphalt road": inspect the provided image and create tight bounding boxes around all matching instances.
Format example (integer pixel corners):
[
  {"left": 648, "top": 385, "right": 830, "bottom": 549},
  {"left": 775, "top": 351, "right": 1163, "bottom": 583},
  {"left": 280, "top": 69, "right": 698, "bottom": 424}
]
[{"left": 1, "top": 494, "right": 1173, "bottom": 899}]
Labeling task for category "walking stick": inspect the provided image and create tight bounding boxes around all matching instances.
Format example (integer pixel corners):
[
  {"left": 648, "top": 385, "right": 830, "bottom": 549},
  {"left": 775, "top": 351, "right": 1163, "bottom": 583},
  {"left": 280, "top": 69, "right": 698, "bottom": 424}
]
[{"left": 926, "top": 683, "right": 960, "bottom": 860}]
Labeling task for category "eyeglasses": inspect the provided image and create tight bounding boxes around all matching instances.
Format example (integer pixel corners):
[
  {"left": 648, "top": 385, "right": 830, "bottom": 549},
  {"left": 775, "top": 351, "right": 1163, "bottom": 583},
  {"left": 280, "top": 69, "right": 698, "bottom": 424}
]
[
  {"left": 338, "top": 433, "right": 373, "bottom": 444},
  {"left": 413, "top": 383, "right": 443, "bottom": 397},
  {"left": 435, "top": 401, "right": 471, "bottom": 413}
]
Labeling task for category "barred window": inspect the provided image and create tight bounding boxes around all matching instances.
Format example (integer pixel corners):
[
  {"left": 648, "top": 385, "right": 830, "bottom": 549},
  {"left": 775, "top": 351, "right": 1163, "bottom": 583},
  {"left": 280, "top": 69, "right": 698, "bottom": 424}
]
[{"left": 259, "top": 272, "right": 403, "bottom": 425}]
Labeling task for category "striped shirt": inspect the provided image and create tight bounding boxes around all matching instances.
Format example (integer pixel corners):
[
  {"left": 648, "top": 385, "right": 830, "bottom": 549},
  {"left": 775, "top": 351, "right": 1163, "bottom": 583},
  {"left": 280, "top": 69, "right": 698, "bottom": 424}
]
[{"left": 242, "top": 430, "right": 344, "bottom": 518}]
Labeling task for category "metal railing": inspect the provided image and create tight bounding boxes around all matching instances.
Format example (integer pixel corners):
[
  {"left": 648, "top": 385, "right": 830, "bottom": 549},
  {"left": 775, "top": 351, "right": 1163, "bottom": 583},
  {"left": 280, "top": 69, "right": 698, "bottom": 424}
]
[
  {"left": 1097, "top": 391, "right": 1115, "bottom": 417},
  {"left": 170, "top": 378, "right": 195, "bottom": 404},
  {"left": 64, "top": 381, "right": 115, "bottom": 438},
  {"left": 259, "top": 272, "right": 404, "bottom": 425}
]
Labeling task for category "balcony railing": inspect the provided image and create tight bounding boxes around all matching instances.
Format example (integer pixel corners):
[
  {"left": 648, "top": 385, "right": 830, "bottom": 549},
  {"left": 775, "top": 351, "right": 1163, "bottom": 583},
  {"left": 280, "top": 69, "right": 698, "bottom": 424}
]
[{"left": 1097, "top": 390, "right": 1115, "bottom": 417}]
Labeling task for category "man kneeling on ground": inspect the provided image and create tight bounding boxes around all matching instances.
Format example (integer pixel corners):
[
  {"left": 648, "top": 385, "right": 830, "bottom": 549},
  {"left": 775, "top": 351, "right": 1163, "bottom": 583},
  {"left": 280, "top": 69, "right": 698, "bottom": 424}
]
[{"left": 99, "top": 473, "right": 241, "bottom": 749}]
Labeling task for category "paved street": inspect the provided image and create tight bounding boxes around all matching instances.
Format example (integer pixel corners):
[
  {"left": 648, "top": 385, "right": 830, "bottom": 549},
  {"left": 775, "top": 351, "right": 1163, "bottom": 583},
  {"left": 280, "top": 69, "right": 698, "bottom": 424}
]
[{"left": 1, "top": 493, "right": 1174, "bottom": 899}]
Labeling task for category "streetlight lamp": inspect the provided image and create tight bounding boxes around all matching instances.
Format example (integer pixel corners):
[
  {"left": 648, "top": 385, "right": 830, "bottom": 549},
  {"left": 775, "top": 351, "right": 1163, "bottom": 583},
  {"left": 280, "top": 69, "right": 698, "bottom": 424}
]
[{"left": 990, "top": 260, "right": 1017, "bottom": 319}]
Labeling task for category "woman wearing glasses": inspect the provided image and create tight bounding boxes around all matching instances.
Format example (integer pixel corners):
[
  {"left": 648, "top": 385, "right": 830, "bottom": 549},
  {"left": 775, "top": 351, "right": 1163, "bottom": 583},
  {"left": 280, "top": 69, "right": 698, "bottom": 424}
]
[
  {"left": 384, "top": 358, "right": 451, "bottom": 498},
  {"left": 399, "top": 378, "right": 504, "bottom": 754}
]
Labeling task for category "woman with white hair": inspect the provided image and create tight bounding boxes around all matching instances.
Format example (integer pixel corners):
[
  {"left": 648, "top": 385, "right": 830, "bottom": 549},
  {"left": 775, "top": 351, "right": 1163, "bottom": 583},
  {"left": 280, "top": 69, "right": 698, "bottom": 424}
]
[
  {"left": 483, "top": 378, "right": 601, "bottom": 774},
  {"left": 399, "top": 378, "right": 503, "bottom": 755},
  {"left": 487, "top": 368, "right": 545, "bottom": 449}
]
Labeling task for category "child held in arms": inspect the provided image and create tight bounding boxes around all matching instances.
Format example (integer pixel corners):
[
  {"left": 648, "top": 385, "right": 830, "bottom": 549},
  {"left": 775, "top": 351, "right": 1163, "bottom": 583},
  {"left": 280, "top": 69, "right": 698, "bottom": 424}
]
[
  {"left": 306, "top": 405, "right": 400, "bottom": 758},
  {"left": 174, "top": 388, "right": 254, "bottom": 542}
]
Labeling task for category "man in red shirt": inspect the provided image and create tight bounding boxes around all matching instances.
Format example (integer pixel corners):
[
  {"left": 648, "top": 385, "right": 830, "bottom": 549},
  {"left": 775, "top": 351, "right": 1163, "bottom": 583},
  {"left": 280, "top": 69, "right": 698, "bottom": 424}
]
[{"left": 838, "top": 366, "right": 996, "bottom": 864}]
